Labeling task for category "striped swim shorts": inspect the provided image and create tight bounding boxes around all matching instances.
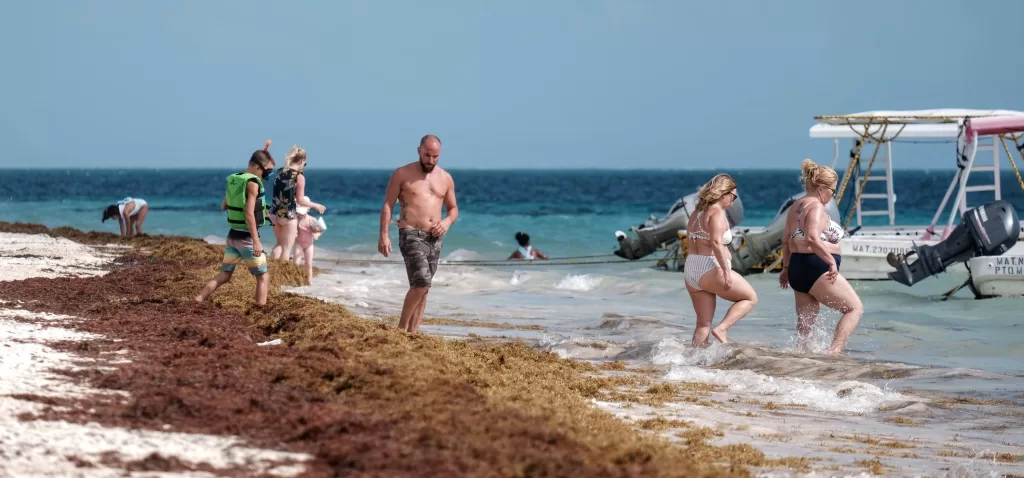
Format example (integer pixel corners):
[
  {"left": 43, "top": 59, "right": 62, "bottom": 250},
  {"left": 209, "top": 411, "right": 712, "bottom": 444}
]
[{"left": 222, "top": 235, "right": 268, "bottom": 276}]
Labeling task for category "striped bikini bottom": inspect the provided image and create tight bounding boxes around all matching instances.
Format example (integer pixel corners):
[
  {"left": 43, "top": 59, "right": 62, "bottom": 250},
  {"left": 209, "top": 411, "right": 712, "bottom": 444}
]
[{"left": 684, "top": 254, "right": 720, "bottom": 291}]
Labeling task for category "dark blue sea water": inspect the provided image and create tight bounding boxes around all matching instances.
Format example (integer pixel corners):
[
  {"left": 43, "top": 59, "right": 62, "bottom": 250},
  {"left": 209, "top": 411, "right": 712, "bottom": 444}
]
[{"left": 3, "top": 168, "right": 1023, "bottom": 257}]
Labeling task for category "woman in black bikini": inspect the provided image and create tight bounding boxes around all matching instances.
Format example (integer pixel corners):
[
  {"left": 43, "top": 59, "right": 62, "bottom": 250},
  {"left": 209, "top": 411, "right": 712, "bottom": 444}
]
[{"left": 779, "top": 159, "right": 863, "bottom": 355}]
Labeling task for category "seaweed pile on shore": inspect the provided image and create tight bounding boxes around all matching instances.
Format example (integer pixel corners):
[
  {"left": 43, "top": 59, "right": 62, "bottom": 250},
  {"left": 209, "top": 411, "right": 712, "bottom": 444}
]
[{"left": 0, "top": 222, "right": 755, "bottom": 477}]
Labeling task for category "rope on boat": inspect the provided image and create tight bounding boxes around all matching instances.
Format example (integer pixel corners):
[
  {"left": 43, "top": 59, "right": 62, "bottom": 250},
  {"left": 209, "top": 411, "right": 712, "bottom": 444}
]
[
  {"left": 843, "top": 123, "right": 890, "bottom": 230},
  {"left": 835, "top": 119, "right": 871, "bottom": 206},
  {"left": 846, "top": 126, "right": 885, "bottom": 228},
  {"left": 817, "top": 115, "right": 982, "bottom": 121},
  {"left": 835, "top": 119, "right": 907, "bottom": 231},
  {"left": 998, "top": 135, "right": 1024, "bottom": 194},
  {"left": 763, "top": 254, "right": 784, "bottom": 274},
  {"left": 891, "top": 139, "right": 955, "bottom": 144}
]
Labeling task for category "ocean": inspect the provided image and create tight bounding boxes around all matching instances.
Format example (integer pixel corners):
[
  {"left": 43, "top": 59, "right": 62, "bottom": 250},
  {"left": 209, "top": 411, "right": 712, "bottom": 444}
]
[
  {"left": 4, "top": 168, "right": 1024, "bottom": 475},
  {"left": 7, "top": 168, "right": 1024, "bottom": 256}
]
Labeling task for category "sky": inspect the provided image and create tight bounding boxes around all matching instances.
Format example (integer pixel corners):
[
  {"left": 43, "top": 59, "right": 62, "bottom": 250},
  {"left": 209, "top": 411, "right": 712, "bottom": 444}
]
[{"left": 1, "top": 0, "right": 1022, "bottom": 170}]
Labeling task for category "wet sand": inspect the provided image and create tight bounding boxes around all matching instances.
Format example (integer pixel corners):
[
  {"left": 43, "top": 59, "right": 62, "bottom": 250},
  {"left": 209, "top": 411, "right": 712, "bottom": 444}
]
[{"left": 0, "top": 223, "right": 753, "bottom": 477}]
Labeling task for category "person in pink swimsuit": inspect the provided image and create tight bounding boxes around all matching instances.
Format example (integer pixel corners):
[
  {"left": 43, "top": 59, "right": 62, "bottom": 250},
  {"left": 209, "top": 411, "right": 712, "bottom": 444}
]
[{"left": 293, "top": 196, "right": 324, "bottom": 284}]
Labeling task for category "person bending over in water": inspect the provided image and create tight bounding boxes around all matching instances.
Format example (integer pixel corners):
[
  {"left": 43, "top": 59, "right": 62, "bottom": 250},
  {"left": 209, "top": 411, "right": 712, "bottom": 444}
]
[
  {"left": 684, "top": 174, "right": 757, "bottom": 346},
  {"left": 507, "top": 232, "right": 548, "bottom": 260},
  {"left": 779, "top": 159, "right": 863, "bottom": 355},
  {"left": 102, "top": 197, "right": 149, "bottom": 237},
  {"left": 378, "top": 134, "right": 459, "bottom": 334}
]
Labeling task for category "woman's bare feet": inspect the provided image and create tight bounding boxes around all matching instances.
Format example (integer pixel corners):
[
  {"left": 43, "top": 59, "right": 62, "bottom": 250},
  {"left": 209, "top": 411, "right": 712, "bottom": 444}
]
[
  {"left": 826, "top": 339, "right": 848, "bottom": 355},
  {"left": 691, "top": 333, "right": 713, "bottom": 347},
  {"left": 710, "top": 326, "right": 727, "bottom": 344},
  {"left": 795, "top": 336, "right": 813, "bottom": 353}
]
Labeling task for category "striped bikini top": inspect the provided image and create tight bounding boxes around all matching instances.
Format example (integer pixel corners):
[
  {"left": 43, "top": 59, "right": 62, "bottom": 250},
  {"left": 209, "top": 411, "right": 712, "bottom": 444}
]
[
  {"left": 790, "top": 207, "right": 845, "bottom": 244},
  {"left": 689, "top": 210, "right": 733, "bottom": 245}
]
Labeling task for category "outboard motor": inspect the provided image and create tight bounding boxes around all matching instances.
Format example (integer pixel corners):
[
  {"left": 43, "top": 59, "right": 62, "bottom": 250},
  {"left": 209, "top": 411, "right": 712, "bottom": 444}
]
[
  {"left": 729, "top": 192, "right": 841, "bottom": 273},
  {"left": 614, "top": 191, "right": 744, "bottom": 260},
  {"left": 888, "top": 200, "right": 1020, "bottom": 286}
]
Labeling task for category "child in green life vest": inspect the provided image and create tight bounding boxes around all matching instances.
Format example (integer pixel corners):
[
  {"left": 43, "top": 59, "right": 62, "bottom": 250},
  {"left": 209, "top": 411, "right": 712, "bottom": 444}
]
[{"left": 196, "top": 149, "right": 276, "bottom": 306}]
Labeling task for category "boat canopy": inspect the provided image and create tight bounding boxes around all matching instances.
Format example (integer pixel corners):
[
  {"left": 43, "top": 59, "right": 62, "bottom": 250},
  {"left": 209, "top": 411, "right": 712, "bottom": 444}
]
[
  {"left": 809, "top": 109, "right": 1024, "bottom": 139},
  {"left": 965, "top": 116, "right": 1024, "bottom": 143}
]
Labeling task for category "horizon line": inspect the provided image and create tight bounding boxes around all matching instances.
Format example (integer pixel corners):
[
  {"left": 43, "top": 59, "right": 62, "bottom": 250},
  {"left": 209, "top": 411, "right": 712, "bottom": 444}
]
[{"left": 0, "top": 166, "right": 971, "bottom": 172}]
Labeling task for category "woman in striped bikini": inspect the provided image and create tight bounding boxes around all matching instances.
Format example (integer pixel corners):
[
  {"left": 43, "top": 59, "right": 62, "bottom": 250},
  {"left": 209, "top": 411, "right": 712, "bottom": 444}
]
[{"left": 684, "top": 174, "right": 757, "bottom": 346}]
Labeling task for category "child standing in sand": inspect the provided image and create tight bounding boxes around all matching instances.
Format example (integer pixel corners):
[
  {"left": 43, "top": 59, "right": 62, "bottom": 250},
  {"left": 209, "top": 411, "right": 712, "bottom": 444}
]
[
  {"left": 196, "top": 148, "right": 275, "bottom": 306},
  {"left": 293, "top": 196, "right": 325, "bottom": 284}
]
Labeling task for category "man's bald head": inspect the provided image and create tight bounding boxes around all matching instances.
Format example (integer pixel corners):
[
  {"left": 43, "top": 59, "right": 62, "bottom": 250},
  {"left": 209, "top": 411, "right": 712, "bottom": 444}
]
[
  {"left": 420, "top": 134, "right": 441, "bottom": 147},
  {"left": 417, "top": 134, "right": 442, "bottom": 173}
]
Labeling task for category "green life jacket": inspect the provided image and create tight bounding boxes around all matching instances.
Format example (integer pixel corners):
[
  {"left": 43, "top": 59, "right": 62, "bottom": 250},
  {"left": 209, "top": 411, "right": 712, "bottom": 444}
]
[{"left": 225, "top": 172, "right": 268, "bottom": 231}]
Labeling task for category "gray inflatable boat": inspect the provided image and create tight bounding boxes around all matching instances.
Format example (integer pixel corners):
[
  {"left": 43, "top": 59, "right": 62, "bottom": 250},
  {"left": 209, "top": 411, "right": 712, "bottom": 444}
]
[
  {"left": 613, "top": 190, "right": 745, "bottom": 260},
  {"left": 728, "top": 192, "right": 841, "bottom": 274},
  {"left": 614, "top": 190, "right": 842, "bottom": 276}
]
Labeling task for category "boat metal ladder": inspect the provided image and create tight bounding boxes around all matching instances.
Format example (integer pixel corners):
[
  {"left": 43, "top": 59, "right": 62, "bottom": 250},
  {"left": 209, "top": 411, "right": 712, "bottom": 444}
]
[
  {"left": 853, "top": 140, "right": 896, "bottom": 227},
  {"left": 957, "top": 135, "right": 1001, "bottom": 215}
]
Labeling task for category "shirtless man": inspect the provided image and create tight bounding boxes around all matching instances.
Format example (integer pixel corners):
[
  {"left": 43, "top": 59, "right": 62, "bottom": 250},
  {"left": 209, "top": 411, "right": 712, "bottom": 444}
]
[{"left": 378, "top": 135, "right": 459, "bottom": 333}]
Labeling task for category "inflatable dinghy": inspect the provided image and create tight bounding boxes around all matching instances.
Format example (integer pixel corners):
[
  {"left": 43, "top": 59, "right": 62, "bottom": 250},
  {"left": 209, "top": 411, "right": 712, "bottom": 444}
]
[
  {"left": 729, "top": 192, "right": 841, "bottom": 273},
  {"left": 614, "top": 191, "right": 745, "bottom": 260}
]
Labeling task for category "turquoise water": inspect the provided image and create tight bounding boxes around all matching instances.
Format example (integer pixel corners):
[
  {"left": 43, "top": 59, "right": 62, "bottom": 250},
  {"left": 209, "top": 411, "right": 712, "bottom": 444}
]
[{"left": 5, "top": 168, "right": 1024, "bottom": 475}]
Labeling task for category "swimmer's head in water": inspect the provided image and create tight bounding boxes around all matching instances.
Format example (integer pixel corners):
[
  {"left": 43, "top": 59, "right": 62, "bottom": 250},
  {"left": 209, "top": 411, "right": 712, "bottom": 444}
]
[
  {"left": 417, "top": 134, "right": 441, "bottom": 173},
  {"left": 101, "top": 204, "right": 119, "bottom": 222},
  {"left": 249, "top": 149, "right": 276, "bottom": 180},
  {"left": 515, "top": 232, "right": 530, "bottom": 247}
]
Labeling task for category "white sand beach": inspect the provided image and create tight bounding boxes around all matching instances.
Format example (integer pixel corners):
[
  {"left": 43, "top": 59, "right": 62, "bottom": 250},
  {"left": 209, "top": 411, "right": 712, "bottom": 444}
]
[{"left": 0, "top": 233, "right": 311, "bottom": 477}]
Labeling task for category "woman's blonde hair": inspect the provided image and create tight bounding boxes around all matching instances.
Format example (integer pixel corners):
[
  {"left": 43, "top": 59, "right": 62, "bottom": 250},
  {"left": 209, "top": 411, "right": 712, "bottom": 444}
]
[
  {"left": 800, "top": 158, "right": 838, "bottom": 193},
  {"left": 695, "top": 173, "right": 737, "bottom": 213},
  {"left": 285, "top": 145, "right": 307, "bottom": 168}
]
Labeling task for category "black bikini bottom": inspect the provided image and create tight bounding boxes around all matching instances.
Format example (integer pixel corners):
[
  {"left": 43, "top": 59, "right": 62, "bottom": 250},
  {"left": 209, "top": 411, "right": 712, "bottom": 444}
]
[{"left": 789, "top": 252, "right": 842, "bottom": 293}]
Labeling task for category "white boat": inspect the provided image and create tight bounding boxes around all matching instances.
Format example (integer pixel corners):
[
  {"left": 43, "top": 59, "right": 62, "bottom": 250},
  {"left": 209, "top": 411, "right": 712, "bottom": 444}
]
[
  {"left": 809, "top": 109, "right": 1024, "bottom": 296},
  {"left": 966, "top": 255, "right": 1024, "bottom": 297}
]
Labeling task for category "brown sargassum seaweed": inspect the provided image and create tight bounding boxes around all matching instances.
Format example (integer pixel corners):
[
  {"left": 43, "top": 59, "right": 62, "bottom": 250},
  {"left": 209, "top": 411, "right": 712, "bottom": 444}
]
[{"left": 0, "top": 222, "right": 792, "bottom": 477}]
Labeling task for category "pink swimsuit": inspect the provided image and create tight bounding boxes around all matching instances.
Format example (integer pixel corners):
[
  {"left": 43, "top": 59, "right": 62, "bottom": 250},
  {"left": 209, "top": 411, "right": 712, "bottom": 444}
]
[{"left": 296, "top": 218, "right": 315, "bottom": 248}]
